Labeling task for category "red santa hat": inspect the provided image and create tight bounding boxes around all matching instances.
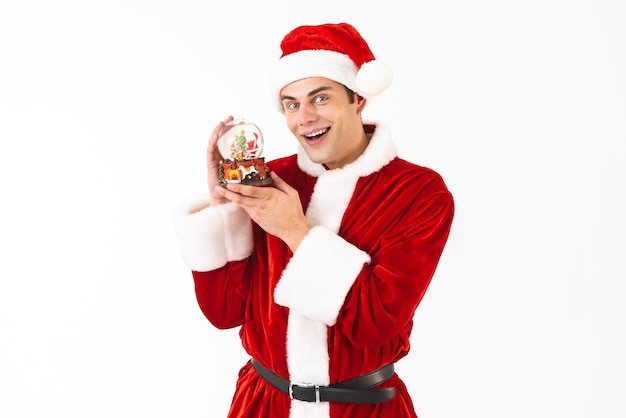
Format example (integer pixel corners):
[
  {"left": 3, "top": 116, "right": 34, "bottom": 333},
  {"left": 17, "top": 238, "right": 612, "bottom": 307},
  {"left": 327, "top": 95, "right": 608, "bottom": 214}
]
[{"left": 270, "top": 22, "right": 393, "bottom": 105}]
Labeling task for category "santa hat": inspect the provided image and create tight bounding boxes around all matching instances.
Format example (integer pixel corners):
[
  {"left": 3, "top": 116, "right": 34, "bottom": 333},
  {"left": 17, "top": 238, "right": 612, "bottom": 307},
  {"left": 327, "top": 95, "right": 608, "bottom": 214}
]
[{"left": 270, "top": 23, "right": 393, "bottom": 105}]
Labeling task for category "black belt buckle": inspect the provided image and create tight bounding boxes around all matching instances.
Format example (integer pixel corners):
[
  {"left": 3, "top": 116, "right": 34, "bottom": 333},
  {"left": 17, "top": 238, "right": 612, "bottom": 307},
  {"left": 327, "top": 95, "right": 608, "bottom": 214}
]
[{"left": 289, "top": 381, "right": 321, "bottom": 403}]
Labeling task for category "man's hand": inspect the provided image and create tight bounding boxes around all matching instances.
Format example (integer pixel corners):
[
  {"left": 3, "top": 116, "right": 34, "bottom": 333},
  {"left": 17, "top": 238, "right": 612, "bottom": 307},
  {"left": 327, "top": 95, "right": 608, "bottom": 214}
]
[
  {"left": 213, "top": 171, "right": 311, "bottom": 251},
  {"left": 207, "top": 115, "right": 234, "bottom": 206}
]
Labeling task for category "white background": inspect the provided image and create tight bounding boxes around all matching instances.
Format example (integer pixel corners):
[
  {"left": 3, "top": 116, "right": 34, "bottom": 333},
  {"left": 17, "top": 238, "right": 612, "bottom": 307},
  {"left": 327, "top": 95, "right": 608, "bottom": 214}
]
[{"left": 1, "top": 1, "right": 625, "bottom": 417}]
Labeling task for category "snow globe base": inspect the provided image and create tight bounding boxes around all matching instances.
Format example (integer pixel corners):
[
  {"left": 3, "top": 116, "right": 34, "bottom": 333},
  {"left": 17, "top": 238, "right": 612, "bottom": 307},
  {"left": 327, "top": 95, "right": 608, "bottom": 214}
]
[{"left": 219, "top": 157, "right": 272, "bottom": 187}]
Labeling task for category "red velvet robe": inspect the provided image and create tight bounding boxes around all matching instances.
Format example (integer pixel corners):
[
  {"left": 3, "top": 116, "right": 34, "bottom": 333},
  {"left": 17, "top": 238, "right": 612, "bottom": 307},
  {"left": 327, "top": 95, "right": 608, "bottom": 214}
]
[{"left": 173, "top": 123, "right": 454, "bottom": 418}]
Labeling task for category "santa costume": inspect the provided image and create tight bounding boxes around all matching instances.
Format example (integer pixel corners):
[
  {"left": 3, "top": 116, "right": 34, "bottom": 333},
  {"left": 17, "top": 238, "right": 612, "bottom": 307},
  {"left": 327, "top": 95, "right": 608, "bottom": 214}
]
[{"left": 173, "top": 23, "right": 454, "bottom": 418}]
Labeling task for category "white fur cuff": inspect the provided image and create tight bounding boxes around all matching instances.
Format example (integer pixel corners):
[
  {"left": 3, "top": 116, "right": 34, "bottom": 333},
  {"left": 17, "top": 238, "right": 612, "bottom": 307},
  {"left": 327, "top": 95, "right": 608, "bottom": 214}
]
[
  {"left": 274, "top": 226, "right": 370, "bottom": 326},
  {"left": 172, "top": 195, "right": 253, "bottom": 271}
]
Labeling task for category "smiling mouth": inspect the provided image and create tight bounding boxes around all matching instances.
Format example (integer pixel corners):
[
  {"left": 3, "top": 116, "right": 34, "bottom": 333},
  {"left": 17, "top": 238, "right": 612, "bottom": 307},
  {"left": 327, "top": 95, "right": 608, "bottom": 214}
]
[{"left": 304, "top": 128, "right": 329, "bottom": 141}]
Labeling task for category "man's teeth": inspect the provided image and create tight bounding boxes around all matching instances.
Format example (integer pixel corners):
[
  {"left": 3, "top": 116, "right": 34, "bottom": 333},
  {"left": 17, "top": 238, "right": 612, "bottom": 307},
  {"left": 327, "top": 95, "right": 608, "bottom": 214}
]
[{"left": 305, "top": 128, "right": 328, "bottom": 138}]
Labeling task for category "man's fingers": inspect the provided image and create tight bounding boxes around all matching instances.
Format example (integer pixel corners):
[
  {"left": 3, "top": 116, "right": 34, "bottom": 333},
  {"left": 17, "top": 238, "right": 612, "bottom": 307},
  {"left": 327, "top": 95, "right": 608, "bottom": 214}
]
[
  {"left": 226, "top": 183, "right": 269, "bottom": 199},
  {"left": 214, "top": 184, "right": 270, "bottom": 208}
]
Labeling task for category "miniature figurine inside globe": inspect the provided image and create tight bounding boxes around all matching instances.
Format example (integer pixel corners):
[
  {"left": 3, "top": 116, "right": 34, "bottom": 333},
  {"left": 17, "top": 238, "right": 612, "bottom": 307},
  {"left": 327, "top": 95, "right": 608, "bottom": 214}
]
[{"left": 217, "top": 118, "right": 272, "bottom": 186}]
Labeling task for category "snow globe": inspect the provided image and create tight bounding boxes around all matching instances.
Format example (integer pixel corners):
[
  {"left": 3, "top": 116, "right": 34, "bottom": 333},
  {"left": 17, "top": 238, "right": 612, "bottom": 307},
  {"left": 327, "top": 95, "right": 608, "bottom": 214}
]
[{"left": 217, "top": 118, "right": 272, "bottom": 187}]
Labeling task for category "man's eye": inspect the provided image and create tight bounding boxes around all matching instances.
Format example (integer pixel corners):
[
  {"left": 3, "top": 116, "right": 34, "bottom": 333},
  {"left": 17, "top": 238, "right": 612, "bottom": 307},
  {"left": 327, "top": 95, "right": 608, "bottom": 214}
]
[{"left": 314, "top": 95, "right": 327, "bottom": 104}]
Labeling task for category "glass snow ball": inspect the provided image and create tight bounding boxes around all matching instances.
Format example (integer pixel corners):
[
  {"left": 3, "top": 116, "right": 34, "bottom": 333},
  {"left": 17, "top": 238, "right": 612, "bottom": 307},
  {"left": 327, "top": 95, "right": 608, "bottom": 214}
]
[{"left": 217, "top": 118, "right": 264, "bottom": 161}]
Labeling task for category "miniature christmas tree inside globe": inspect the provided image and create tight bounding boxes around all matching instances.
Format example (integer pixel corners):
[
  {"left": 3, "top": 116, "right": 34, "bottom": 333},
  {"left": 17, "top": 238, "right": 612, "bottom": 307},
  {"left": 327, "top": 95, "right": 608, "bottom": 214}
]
[{"left": 217, "top": 118, "right": 272, "bottom": 187}]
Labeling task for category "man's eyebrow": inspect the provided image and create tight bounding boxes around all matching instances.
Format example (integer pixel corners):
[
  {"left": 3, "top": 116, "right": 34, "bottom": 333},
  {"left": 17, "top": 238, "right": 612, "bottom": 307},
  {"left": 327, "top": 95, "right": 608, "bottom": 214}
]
[
  {"left": 308, "top": 86, "right": 332, "bottom": 97},
  {"left": 280, "top": 86, "right": 332, "bottom": 102}
]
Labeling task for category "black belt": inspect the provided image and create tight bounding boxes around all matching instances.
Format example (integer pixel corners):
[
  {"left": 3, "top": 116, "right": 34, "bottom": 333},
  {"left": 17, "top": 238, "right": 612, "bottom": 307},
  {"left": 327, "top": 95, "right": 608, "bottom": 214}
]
[{"left": 251, "top": 358, "right": 396, "bottom": 404}]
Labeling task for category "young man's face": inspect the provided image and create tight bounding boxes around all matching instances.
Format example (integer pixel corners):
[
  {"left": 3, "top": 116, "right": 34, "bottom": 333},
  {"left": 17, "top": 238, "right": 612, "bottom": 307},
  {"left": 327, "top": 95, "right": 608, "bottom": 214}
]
[{"left": 279, "top": 77, "right": 368, "bottom": 170}]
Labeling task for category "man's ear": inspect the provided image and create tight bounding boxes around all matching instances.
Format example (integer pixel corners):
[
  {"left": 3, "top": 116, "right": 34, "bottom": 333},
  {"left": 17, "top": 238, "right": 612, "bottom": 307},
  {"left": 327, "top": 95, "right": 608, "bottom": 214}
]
[{"left": 356, "top": 95, "right": 367, "bottom": 114}]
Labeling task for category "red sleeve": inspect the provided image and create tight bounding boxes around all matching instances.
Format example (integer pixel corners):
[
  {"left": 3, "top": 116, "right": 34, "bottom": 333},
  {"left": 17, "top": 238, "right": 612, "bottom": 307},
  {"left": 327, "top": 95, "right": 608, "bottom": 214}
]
[
  {"left": 336, "top": 169, "right": 454, "bottom": 347},
  {"left": 192, "top": 258, "right": 251, "bottom": 330}
]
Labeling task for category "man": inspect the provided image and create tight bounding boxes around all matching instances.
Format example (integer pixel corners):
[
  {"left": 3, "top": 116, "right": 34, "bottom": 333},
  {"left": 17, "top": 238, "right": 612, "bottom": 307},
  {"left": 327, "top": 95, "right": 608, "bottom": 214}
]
[{"left": 173, "top": 22, "right": 454, "bottom": 418}]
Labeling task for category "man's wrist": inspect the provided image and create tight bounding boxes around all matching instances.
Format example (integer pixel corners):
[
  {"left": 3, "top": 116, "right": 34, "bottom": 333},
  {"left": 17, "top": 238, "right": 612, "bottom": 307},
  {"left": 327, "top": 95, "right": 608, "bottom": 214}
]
[{"left": 285, "top": 223, "right": 311, "bottom": 252}]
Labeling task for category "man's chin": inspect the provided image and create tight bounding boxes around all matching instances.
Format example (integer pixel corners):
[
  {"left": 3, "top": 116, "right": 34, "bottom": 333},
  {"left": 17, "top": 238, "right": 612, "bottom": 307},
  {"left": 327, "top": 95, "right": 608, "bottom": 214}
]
[{"left": 305, "top": 152, "right": 329, "bottom": 166}]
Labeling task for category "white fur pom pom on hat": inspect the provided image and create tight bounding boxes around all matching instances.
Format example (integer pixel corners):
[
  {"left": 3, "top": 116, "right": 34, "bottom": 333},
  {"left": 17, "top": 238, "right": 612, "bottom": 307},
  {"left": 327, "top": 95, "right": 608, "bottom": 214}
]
[{"left": 355, "top": 59, "right": 394, "bottom": 97}]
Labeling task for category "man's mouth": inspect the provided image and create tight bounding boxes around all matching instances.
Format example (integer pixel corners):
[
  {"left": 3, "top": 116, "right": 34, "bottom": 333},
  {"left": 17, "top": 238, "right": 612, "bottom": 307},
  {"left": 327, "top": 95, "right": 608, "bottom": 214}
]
[{"left": 303, "top": 128, "right": 329, "bottom": 141}]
